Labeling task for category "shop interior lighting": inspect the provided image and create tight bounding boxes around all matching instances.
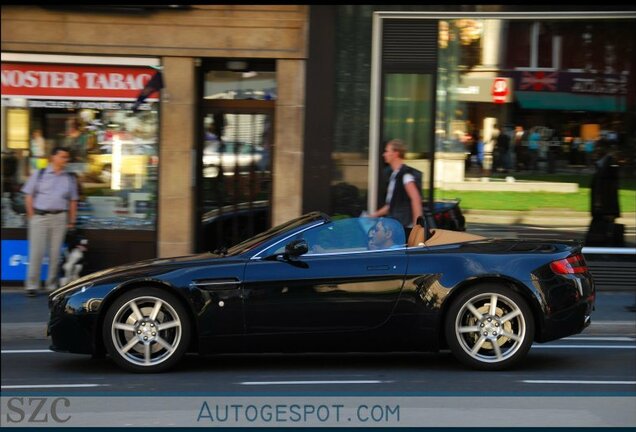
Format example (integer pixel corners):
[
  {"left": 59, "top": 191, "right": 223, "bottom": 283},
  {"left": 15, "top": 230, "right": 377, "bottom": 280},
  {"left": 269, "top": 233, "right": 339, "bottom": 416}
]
[{"left": 111, "top": 135, "right": 122, "bottom": 191}]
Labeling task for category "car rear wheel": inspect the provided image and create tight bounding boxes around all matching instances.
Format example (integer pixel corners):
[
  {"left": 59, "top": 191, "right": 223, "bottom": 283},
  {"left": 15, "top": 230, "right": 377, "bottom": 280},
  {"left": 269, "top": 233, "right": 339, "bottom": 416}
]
[
  {"left": 445, "top": 285, "right": 534, "bottom": 370},
  {"left": 103, "top": 287, "right": 191, "bottom": 373}
]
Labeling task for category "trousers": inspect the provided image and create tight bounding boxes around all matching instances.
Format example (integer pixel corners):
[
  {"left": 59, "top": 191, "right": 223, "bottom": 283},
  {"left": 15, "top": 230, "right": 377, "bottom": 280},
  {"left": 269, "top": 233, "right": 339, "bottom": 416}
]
[{"left": 25, "top": 212, "right": 68, "bottom": 291}]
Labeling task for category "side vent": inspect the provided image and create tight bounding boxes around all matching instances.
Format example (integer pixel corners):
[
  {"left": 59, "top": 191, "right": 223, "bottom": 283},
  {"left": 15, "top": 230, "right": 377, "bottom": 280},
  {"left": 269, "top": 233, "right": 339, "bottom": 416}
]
[{"left": 190, "top": 278, "right": 241, "bottom": 291}]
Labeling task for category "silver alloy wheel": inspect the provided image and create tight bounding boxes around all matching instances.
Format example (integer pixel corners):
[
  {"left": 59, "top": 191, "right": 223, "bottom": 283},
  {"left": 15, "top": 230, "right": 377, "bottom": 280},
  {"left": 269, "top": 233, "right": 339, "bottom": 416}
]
[
  {"left": 454, "top": 292, "right": 526, "bottom": 363},
  {"left": 110, "top": 296, "right": 182, "bottom": 367}
]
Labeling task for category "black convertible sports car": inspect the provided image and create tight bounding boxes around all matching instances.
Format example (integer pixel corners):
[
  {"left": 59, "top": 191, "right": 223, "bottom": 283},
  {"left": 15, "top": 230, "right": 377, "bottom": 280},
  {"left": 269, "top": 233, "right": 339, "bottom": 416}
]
[{"left": 48, "top": 212, "right": 595, "bottom": 373}]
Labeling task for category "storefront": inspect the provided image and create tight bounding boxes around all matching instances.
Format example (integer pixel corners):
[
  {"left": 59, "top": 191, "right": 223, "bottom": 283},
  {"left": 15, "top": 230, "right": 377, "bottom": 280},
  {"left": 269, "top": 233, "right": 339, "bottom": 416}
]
[
  {"left": 1, "top": 54, "right": 161, "bottom": 283},
  {"left": 1, "top": 5, "right": 309, "bottom": 285},
  {"left": 304, "top": 7, "right": 635, "bottom": 215}
]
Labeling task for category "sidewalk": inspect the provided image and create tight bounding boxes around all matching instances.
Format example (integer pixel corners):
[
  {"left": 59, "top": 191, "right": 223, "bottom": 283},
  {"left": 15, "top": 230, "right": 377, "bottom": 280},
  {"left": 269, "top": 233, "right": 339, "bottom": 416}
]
[
  {"left": 464, "top": 208, "right": 636, "bottom": 228},
  {"left": 1, "top": 288, "right": 634, "bottom": 341}
]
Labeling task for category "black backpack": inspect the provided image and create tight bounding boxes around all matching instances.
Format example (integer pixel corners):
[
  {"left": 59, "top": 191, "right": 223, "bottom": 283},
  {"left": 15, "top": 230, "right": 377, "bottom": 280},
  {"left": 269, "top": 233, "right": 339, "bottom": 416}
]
[{"left": 405, "top": 165, "right": 423, "bottom": 193}]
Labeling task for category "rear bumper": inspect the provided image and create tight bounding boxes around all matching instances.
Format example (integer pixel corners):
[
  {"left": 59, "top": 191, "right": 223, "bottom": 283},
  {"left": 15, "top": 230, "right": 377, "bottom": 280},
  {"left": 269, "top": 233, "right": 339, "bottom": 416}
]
[{"left": 536, "top": 275, "right": 595, "bottom": 343}]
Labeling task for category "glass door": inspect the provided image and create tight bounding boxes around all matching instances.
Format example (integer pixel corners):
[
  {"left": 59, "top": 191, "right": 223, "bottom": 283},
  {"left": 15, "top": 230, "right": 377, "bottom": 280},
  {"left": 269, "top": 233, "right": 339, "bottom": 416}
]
[{"left": 198, "top": 103, "right": 274, "bottom": 252}]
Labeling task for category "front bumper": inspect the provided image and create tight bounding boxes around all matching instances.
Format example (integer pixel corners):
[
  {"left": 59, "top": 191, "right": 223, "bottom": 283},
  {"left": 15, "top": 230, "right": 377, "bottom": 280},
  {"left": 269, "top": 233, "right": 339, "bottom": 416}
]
[{"left": 48, "top": 287, "right": 104, "bottom": 355}]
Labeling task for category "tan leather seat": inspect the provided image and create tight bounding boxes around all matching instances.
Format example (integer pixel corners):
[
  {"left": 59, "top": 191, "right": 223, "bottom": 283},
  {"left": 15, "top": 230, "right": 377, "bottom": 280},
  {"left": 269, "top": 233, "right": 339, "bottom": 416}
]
[
  {"left": 424, "top": 229, "right": 486, "bottom": 247},
  {"left": 407, "top": 224, "right": 424, "bottom": 247}
]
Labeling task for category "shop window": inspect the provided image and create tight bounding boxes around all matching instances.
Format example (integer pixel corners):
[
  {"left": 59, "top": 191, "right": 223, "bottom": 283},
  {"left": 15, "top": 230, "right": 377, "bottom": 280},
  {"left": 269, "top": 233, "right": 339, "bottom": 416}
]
[
  {"left": 1, "top": 102, "right": 159, "bottom": 230},
  {"left": 1, "top": 60, "right": 161, "bottom": 231},
  {"left": 505, "top": 21, "right": 532, "bottom": 69},
  {"left": 383, "top": 73, "right": 433, "bottom": 156},
  {"left": 537, "top": 23, "right": 555, "bottom": 69}
]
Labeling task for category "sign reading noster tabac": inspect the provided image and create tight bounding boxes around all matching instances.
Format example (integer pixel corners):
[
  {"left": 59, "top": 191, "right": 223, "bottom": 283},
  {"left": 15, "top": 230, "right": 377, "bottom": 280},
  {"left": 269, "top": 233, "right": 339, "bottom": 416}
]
[{"left": 1, "top": 62, "right": 160, "bottom": 101}]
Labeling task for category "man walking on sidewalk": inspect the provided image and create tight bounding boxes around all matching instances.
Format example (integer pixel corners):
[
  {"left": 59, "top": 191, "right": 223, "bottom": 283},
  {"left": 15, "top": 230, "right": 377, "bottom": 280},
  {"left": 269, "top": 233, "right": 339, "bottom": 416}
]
[
  {"left": 21, "top": 146, "right": 79, "bottom": 296},
  {"left": 369, "top": 139, "right": 423, "bottom": 238}
]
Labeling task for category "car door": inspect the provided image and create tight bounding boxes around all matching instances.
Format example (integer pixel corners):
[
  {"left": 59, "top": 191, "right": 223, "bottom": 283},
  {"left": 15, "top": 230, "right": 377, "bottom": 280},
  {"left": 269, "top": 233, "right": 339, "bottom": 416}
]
[{"left": 242, "top": 218, "right": 408, "bottom": 335}]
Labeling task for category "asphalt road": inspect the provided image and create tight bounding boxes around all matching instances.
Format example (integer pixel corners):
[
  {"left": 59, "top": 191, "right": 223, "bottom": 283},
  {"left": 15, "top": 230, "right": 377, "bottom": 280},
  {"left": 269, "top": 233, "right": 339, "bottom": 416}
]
[
  {"left": 2, "top": 334, "right": 635, "bottom": 395},
  {"left": 2, "top": 335, "right": 635, "bottom": 427}
]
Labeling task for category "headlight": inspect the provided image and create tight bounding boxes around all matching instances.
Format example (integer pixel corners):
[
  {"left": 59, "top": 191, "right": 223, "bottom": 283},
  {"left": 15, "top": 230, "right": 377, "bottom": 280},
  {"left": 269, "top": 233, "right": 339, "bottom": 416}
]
[{"left": 50, "top": 282, "right": 94, "bottom": 303}]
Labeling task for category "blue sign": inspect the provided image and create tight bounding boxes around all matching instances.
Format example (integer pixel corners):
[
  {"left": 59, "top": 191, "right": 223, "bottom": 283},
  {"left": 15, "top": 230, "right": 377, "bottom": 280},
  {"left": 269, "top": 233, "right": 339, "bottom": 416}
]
[{"left": 1, "top": 239, "right": 59, "bottom": 282}]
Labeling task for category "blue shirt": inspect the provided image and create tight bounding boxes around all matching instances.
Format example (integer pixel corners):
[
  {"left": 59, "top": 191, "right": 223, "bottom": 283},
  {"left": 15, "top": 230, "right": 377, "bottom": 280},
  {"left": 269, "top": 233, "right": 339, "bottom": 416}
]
[{"left": 21, "top": 166, "right": 79, "bottom": 211}]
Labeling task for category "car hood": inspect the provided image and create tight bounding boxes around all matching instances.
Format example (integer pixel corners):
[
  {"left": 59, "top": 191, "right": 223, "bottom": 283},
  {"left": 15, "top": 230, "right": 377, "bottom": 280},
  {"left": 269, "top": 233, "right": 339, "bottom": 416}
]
[{"left": 57, "top": 252, "right": 242, "bottom": 291}]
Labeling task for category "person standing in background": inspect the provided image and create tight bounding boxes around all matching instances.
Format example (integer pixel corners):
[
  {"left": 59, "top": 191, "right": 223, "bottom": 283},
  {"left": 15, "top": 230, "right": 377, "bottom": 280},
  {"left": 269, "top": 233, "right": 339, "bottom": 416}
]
[
  {"left": 513, "top": 125, "right": 525, "bottom": 171},
  {"left": 528, "top": 127, "right": 541, "bottom": 172},
  {"left": 586, "top": 141, "right": 623, "bottom": 248},
  {"left": 21, "top": 146, "right": 79, "bottom": 296}
]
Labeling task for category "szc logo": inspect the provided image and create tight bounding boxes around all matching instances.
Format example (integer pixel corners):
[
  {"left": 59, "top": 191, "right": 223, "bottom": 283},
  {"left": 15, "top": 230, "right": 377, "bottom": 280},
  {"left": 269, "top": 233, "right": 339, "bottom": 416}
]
[{"left": 5, "top": 397, "right": 71, "bottom": 423}]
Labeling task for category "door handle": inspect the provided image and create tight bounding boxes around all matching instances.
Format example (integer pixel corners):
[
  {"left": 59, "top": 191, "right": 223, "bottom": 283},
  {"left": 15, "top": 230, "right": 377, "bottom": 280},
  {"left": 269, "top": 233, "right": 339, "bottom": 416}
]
[{"left": 367, "top": 265, "right": 390, "bottom": 271}]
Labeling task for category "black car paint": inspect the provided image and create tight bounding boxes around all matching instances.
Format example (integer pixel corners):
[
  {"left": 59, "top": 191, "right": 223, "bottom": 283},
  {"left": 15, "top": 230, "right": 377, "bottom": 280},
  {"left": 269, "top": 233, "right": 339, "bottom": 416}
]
[{"left": 49, "top": 212, "right": 594, "bottom": 359}]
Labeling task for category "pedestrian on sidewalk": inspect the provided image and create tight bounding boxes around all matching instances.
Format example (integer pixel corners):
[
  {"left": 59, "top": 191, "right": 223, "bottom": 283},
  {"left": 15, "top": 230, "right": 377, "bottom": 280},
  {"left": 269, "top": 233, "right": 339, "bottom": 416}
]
[
  {"left": 21, "top": 146, "right": 79, "bottom": 296},
  {"left": 369, "top": 139, "right": 423, "bottom": 238},
  {"left": 585, "top": 141, "right": 623, "bottom": 247}
]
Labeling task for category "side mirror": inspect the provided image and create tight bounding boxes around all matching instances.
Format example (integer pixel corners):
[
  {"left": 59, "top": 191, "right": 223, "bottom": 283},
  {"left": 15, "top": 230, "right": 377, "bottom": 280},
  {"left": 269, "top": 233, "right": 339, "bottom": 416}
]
[{"left": 284, "top": 239, "right": 308, "bottom": 259}]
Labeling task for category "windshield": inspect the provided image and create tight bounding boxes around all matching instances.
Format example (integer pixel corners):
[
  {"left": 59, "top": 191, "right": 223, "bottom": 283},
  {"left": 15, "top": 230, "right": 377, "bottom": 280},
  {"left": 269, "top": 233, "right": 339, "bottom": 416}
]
[
  {"left": 225, "top": 212, "right": 328, "bottom": 256},
  {"left": 259, "top": 217, "right": 406, "bottom": 257}
]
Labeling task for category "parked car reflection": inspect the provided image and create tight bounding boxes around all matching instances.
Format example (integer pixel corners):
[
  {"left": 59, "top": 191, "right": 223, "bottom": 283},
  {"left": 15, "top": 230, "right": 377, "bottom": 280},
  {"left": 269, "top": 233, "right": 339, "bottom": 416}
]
[{"left": 203, "top": 140, "right": 265, "bottom": 177}]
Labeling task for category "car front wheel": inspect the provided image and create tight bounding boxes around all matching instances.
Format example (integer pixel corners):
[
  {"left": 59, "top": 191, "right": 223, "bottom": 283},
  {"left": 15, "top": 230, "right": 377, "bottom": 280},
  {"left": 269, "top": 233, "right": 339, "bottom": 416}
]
[
  {"left": 103, "top": 287, "right": 191, "bottom": 373},
  {"left": 445, "top": 285, "right": 534, "bottom": 370}
]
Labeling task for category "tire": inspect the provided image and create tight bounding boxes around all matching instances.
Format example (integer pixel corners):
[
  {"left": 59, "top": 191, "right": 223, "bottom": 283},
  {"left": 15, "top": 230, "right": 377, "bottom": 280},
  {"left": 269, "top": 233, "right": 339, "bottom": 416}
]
[
  {"left": 445, "top": 284, "right": 534, "bottom": 371},
  {"left": 102, "top": 287, "right": 191, "bottom": 373}
]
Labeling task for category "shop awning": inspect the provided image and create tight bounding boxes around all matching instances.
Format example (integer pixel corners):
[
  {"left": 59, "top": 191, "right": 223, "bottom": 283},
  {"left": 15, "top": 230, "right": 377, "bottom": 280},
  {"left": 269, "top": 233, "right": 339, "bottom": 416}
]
[{"left": 515, "top": 91, "right": 626, "bottom": 112}]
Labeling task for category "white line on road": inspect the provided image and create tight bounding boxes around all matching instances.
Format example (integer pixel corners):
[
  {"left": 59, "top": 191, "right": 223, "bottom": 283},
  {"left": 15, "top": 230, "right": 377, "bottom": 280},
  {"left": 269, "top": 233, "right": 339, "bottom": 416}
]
[
  {"left": 1, "top": 384, "right": 108, "bottom": 389},
  {"left": 240, "top": 380, "right": 390, "bottom": 385},
  {"left": 1, "top": 349, "right": 53, "bottom": 354},
  {"left": 522, "top": 380, "right": 636, "bottom": 385},
  {"left": 564, "top": 336, "right": 635, "bottom": 342}
]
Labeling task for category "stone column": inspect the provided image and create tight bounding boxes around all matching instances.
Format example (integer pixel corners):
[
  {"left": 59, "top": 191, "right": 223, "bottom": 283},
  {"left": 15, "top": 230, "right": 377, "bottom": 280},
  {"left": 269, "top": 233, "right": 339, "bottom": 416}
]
[
  {"left": 271, "top": 59, "right": 306, "bottom": 226},
  {"left": 157, "top": 57, "right": 196, "bottom": 257}
]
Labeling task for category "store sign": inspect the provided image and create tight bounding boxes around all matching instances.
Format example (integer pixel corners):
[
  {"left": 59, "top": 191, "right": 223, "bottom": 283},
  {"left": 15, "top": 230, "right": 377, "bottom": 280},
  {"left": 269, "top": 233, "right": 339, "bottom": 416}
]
[
  {"left": 2, "top": 98, "right": 153, "bottom": 111},
  {"left": 0, "top": 240, "right": 55, "bottom": 281},
  {"left": 1, "top": 63, "right": 161, "bottom": 100},
  {"left": 452, "top": 76, "right": 513, "bottom": 103},
  {"left": 511, "top": 71, "right": 628, "bottom": 96},
  {"left": 491, "top": 77, "right": 509, "bottom": 103}
]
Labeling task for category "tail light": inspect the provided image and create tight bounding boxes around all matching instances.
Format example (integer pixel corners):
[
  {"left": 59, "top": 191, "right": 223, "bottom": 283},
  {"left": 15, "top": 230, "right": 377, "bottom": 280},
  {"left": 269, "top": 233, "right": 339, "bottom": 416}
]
[{"left": 550, "top": 253, "right": 588, "bottom": 274}]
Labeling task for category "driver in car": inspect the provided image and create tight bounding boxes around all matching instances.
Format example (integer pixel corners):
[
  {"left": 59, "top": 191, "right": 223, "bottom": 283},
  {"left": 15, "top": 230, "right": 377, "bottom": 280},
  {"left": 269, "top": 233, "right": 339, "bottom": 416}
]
[{"left": 367, "top": 218, "right": 400, "bottom": 250}]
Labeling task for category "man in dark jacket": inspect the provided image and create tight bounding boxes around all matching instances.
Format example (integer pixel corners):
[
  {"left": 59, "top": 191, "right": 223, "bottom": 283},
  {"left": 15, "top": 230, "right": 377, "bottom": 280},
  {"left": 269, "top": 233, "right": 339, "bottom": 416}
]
[
  {"left": 586, "top": 142, "right": 622, "bottom": 246},
  {"left": 591, "top": 143, "right": 620, "bottom": 221},
  {"left": 370, "top": 139, "right": 423, "bottom": 237}
]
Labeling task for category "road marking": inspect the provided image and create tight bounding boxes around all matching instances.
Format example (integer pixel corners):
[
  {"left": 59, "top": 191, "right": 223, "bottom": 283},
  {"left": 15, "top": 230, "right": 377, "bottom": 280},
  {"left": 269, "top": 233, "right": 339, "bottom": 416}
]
[
  {"left": 240, "top": 380, "right": 390, "bottom": 385},
  {"left": 564, "top": 336, "right": 635, "bottom": 342},
  {"left": 1, "top": 384, "right": 108, "bottom": 389},
  {"left": 522, "top": 380, "right": 636, "bottom": 385},
  {"left": 1, "top": 349, "right": 53, "bottom": 354},
  {"left": 533, "top": 344, "right": 635, "bottom": 349}
]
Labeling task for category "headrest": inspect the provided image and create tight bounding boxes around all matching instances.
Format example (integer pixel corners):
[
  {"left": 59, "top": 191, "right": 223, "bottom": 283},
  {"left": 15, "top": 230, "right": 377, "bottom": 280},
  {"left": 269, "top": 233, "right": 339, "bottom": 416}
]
[{"left": 407, "top": 224, "right": 424, "bottom": 247}]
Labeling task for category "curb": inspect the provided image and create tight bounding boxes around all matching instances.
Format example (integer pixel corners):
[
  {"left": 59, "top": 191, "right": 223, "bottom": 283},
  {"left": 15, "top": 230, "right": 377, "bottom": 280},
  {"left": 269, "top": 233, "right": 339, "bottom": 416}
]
[{"left": 2, "top": 321, "right": 634, "bottom": 342}]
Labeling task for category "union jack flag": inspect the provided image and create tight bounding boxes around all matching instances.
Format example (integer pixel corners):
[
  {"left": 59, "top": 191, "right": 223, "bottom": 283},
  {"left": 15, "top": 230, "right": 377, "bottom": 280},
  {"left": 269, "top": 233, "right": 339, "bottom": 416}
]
[{"left": 519, "top": 71, "right": 558, "bottom": 91}]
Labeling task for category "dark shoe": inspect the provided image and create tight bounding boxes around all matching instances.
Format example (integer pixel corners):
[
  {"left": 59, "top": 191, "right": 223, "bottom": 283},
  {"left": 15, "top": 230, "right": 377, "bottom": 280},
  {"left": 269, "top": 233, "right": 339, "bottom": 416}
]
[{"left": 25, "top": 290, "right": 37, "bottom": 297}]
